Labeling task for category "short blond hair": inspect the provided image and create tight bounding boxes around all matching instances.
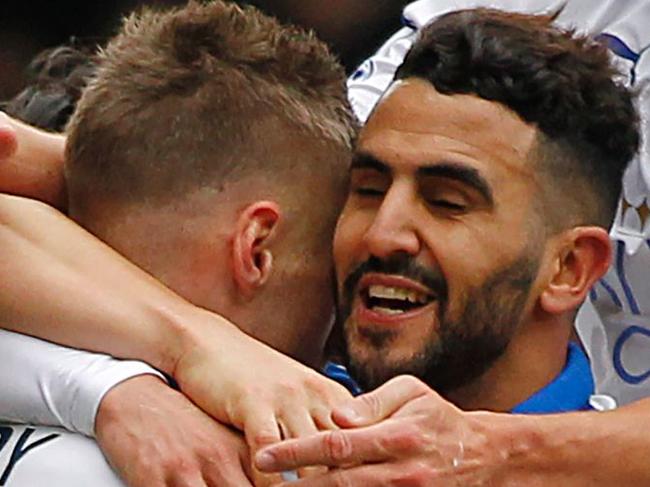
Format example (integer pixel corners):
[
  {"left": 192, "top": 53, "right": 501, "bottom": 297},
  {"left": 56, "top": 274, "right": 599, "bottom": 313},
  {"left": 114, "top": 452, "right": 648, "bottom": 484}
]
[{"left": 66, "top": 0, "right": 355, "bottom": 205}]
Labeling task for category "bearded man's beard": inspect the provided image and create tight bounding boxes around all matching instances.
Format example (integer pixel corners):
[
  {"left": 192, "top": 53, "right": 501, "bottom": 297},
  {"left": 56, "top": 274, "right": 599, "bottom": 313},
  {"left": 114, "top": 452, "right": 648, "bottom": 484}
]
[{"left": 339, "top": 252, "right": 540, "bottom": 394}]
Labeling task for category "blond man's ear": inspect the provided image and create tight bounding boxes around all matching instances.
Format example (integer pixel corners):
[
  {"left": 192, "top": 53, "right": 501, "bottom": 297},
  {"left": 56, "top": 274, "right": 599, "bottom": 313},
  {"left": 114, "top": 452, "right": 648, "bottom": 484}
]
[{"left": 231, "top": 201, "right": 282, "bottom": 299}]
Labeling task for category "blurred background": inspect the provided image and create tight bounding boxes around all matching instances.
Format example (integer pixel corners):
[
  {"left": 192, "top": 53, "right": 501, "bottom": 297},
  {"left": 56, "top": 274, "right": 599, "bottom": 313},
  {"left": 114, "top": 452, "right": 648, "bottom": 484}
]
[{"left": 0, "top": 0, "right": 410, "bottom": 101}]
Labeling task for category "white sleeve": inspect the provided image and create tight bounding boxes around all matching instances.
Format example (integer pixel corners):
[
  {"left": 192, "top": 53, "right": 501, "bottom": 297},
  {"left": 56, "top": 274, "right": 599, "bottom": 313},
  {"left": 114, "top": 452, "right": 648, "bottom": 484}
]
[{"left": 0, "top": 329, "right": 165, "bottom": 437}]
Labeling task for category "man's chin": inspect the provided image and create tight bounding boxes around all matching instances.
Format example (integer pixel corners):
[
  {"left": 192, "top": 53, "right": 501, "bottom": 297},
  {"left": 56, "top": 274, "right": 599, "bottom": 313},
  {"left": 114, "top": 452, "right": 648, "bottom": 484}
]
[{"left": 346, "top": 346, "right": 433, "bottom": 391}]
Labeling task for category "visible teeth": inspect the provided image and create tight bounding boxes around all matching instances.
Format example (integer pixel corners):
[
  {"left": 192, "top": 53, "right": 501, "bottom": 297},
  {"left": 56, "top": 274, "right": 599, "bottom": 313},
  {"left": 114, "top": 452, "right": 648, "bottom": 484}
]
[
  {"left": 367, "top": 285, "right": 430, "bottom": 304},
  {"left": 373, "top": 306, "right": 405, "bottom": 315}
]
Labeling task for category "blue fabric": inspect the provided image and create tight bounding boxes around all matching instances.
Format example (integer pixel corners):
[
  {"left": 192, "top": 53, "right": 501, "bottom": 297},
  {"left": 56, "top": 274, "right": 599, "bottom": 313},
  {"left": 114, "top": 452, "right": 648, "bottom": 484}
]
[
  {"left": 511, "top": 342, "right": 594, "bottom": 414},
  {"left": 325, "top": 342, "right": 594, "bottom": 414},
  {"left": 323, "top": 362, "right": 363, "bottom": 396}
]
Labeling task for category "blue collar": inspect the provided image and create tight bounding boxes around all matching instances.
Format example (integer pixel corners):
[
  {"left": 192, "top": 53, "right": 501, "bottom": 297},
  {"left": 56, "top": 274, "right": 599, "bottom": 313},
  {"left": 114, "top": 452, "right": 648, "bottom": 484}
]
[
  {"left": 511, "top": 342, "right": 594, "bottom": 414},
  {"left": 325, "top": 342, "right": 594, "bottom": 414}
]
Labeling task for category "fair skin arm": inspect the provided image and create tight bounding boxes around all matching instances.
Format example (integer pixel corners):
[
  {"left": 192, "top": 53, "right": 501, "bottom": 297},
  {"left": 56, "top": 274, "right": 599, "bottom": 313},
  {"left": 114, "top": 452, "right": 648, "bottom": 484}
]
[
  {"left": 257, "top": 376, "right": 650, "bottom": 486},
  {"left": 0, "top": 112, "right": 66, "bottom": 209},
  {"left": 0, "top": 113, "right": 350, "bottom": 484}
]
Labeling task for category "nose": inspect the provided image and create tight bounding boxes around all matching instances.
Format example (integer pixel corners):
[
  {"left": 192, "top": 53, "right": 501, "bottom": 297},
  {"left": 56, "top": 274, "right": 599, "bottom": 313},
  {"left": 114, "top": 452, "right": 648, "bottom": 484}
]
[{"left": 362, "top": 184, "right": 421, "bottom": 259}]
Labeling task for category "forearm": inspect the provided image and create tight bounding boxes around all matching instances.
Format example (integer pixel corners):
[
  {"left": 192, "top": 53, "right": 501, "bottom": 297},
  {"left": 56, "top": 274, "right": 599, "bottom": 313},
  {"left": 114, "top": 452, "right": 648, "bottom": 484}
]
[
  {"left": 482, "top": 400, "right": 650, "bottom": 485},
  {"left": 0, "top": 193, "right": 231, "bottom": 375}
]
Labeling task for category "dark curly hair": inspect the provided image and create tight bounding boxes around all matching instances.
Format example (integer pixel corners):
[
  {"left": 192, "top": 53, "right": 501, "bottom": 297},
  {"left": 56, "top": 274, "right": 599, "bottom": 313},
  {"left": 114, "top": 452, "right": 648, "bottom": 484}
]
[{"left": 396, "top": 8, "right": 640, "bottom": 229}]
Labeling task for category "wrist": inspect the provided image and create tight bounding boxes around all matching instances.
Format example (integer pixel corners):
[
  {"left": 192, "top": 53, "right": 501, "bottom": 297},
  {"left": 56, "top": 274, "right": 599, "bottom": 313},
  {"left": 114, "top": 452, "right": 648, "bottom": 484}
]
[
  {"left": 469, "top": 410, "right": 597, "bottom": 486},
  {"left": 155, "top": 300, "right": 242, "bottom": 380},
  {"left": 95, "top": 374, "right": 170, "bottom": 440}
]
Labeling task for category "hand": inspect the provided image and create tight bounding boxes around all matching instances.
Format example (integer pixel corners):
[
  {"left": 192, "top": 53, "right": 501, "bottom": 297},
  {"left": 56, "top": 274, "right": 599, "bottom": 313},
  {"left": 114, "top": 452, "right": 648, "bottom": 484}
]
[
  {"left": 172, "top": 313, "right": 353, "bottom": 464},
  {"left": 96, "top": 375, "right": 257, "bottom": 487},
  {"left": 0, "top": 111, "right": 66, "bottom": 209},
  {"left": 255, "top": 375, "right": 512, "bottom": 486}
]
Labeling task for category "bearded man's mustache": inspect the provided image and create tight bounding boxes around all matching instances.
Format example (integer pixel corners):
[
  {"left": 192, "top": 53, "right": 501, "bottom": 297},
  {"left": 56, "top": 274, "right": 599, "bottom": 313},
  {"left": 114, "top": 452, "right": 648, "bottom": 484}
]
[{"left": 341, "top": 252, "right": 449, "bottom": 307}]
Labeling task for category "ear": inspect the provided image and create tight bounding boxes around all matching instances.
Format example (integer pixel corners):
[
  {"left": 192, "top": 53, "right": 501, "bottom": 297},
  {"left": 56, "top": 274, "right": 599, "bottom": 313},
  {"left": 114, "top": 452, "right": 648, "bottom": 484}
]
[
  {"left": 540, "top": 226, "right": 611, "bottom": 315},
  {"left": 232, "top": 201, "right": 281, "bottom": 299}
]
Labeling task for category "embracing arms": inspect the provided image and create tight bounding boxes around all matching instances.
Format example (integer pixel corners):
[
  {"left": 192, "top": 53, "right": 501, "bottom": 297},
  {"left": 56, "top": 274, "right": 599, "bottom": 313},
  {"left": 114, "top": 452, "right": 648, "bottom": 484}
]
[{"left": 257, "top": 376, "right": 650, "bottom": 486}]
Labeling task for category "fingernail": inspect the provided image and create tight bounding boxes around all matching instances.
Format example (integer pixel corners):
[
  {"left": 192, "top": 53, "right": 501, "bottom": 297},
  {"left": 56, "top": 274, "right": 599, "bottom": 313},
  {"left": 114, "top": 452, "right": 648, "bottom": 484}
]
[{"left": 255, "top": 450, "right": 276, "bottom": 471}]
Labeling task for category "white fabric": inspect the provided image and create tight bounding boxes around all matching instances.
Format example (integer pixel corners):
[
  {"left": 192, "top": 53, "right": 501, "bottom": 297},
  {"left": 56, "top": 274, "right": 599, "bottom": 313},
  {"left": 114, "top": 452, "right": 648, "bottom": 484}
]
[
  {"left": 0, "top": 424, "right": 123, "bottom": 486},
  {"left": 348, "top": 0, "right": 650, "bottom": 406},
  {"left": 0, "top": 330, "right": 163, "bottom": 437}
]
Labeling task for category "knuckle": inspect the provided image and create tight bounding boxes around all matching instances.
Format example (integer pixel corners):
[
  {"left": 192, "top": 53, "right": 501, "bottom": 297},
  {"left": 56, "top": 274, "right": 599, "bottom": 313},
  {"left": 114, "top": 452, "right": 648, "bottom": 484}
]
[
  {"left": 278, "top": 380, "right": 303, "bottom": 400},
  {"left": 395, "top": 375, "right": 429, "bottom": 394},
  {"left": 252, "top": 430, "right": 279, "bottom": 448},
  {"left": 392, "top": 463, "right": 435, "bottom": 487},
  {"left": 199, "top": 443, "right": 230, "bottom": 464},
  {"left": 304, "top": 373, "right": 327, "bottom": 392},
  {"left": 330, "top": 469, "right": 355, "bottom": 487},
  {"left": 170, "top": 457, "right": 199, "bottom": 479},
  {"left": 359, "top": 391, "right": 383, "bottom": 418},
  {"left": 401, "top": 423, "right": 427, "bottom": 449},
  {"left": 305, "top": 374, "right": 349, "bottom": 402},
  {"left": 323, "top": 430, "right": 354, "bottom": 463},
  {"left": 283, "top": 443, "right": 301, "bottom": 466}
]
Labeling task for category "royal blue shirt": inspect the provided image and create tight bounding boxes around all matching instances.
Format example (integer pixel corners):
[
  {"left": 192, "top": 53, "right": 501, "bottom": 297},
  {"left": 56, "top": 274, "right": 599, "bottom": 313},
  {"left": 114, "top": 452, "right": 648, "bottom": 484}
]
[{"left": 324, "top": 342, "right": 594, "bottom": 414}]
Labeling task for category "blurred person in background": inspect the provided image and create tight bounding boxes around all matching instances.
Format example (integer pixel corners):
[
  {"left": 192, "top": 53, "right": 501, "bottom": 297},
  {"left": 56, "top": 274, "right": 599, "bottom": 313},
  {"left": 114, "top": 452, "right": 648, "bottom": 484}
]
[{"left": 2, "top": 44, "right": 95, "bottom": 132}]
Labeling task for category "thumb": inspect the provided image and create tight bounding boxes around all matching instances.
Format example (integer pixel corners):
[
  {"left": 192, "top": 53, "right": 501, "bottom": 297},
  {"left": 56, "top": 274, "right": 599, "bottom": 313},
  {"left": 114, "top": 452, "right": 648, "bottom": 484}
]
[{"left": 332, "top": 375, "right": 430, "bottom": 428}]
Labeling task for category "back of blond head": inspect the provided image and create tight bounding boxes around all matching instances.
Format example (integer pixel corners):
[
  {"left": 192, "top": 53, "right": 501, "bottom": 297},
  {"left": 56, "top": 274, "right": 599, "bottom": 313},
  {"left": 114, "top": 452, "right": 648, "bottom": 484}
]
[{"left": 66, "top": 0, "right": 355, "bottom": 205}]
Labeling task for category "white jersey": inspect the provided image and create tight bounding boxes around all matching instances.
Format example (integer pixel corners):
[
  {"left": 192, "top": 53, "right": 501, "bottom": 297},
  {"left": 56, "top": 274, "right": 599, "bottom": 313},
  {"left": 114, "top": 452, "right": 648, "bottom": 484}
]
[
  {"left": 0, "top": 424, "right": 123, "bottom": 486},
  {"left": 348, "top": 0, "right": 650, "bottom": 406},
  {"left": 0, "top": 330, "right": 159, "bottom": 485}
]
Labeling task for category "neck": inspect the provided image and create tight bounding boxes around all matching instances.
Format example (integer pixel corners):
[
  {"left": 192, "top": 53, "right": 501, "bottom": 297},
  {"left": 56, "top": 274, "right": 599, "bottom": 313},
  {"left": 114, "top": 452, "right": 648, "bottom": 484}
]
[{"left": 444, "top": 314, "right": 572, "bottom": 412}]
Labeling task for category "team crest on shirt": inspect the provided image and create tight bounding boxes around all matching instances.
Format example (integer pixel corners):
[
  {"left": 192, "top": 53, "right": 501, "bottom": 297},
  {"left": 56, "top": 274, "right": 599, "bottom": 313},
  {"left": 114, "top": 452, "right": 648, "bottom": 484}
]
[{"left": 351, "top": 59, "right": 375, "bottom": 82}]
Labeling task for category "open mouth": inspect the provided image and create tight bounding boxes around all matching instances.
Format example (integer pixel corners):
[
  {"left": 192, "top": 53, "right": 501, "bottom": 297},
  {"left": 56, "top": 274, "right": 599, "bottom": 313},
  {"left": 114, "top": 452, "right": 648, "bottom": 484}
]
[{"left": 360, "top": 281, "right": 436, "bottom": 316}]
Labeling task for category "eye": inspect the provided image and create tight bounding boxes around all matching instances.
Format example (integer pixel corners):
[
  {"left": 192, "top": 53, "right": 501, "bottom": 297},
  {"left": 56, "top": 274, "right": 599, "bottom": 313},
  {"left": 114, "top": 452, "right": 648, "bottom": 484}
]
[
  {"left": 355, "top": 187, "right": 385, "bottom": 197},
  {"left": 428, "top": 199, "right": 466, "bottom": 211}
]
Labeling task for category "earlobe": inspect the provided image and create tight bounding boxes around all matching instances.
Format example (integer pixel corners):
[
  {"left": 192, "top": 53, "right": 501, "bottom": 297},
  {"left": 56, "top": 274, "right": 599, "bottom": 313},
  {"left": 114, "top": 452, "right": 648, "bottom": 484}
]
[
  {"left": 232, "top": 201, "right": 281, "bottom": 298},
  {"left": 540, "top": 227, "right": 611, "bottom": 315}
]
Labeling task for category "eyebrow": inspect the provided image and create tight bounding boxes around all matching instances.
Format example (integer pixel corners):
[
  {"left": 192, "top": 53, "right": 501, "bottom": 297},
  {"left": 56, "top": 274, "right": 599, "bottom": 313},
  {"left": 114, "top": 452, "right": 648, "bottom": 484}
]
[
  {"left": 350, "top": 153, "right": 391, "bottom": 174},
  {"left": 352, "top": 152, "right": 494, "bottom": 206},
  {"left": 418, "top": 163, "right": 494, "bottom": 206}
]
